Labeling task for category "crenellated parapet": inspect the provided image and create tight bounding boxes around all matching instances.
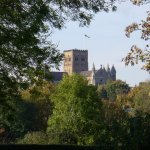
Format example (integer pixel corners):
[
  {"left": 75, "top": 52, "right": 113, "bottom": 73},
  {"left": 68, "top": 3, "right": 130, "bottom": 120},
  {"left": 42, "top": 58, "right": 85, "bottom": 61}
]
[{"left": 64, "top": 49, "right": 88, "bottom": 52}]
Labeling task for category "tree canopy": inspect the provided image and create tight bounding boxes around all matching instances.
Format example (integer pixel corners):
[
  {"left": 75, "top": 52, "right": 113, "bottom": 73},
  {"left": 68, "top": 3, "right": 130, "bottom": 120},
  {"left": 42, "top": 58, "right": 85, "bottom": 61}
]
[
  {"left": 21, "top": 80, "right": 55, "bottom": 131},
  {"left": 47, "top": 74, "right": 102, "bottom": 145},
  {"left": 127, "top": 81, "right": 150, "bottom": 114},
  {"left": 97, "top": 80, "right": 130, "bottom": 101}
]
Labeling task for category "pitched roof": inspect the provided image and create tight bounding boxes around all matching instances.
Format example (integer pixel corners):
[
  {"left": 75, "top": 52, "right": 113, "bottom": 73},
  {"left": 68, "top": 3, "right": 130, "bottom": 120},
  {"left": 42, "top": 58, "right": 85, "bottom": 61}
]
[
  {"left": 111, "top": 65, "right": 116, "bottom": 73},
  {"left": 51, "top": 72, "right": 67, "bottom": 82}
]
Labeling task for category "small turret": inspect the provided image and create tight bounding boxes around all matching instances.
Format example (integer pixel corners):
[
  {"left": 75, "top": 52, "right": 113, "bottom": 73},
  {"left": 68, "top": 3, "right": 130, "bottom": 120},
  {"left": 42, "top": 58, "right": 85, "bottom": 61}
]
[
  {"left": 92, "top": 63, "right": 96, "bottom": 74},
  {"left": 110, "top": 65, "right": 116, "bottom": 80},
  {"left": 99, "top": 64, "right": 103, "bottom": 73},
  {"left": 102, "top": 66, "right": 107, "bottom": 84},
  {"left": 102, "top": 66, "right": 107, "bottom": 76},
  {"left": 111, "top": 65, "right": 116, "bottom": 74},
  {"left": 91, "top": 63, "right": 96, "bottom": 85},
  {"left": 106, "top": 64, "right": 111, "bottom": 79},
  {"left": 100, "top": 64, "right": 102, "bottom": 69},
  {"left": 103, "top": 66, "right": 106, "bottom": 73},
  {"left": 106, "top": 64, "right": 110, "bottom": 72}
]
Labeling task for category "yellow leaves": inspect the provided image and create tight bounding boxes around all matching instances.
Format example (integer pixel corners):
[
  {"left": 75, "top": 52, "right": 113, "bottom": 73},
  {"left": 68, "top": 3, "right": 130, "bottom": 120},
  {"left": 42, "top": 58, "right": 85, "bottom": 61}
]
[
  {"left": 21, "top": 80, "right": 55, "bottom": 103},
  {"left": 122, "top": 45, "right": 150, "bottom": 72},
  {"left": 128, "top": 86, "right": 140, "bottom": 99},
  {"left": 124, "top": 11, "right": 149, "bottom": 72},
  {"left": 125, "top": 23, "right": 139, "bottom": 38},
  {"left": 131, "top": 0, "right": 142, "bottom": 5}
]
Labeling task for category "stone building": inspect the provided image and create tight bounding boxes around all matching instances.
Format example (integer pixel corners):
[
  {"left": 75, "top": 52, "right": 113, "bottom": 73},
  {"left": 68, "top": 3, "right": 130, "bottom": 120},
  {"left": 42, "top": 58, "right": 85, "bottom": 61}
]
[
  {"left": 63, "top": 49, "right": 88, "bottom": 75},
  {"left": 63, "top": 49, "right": 116, "bottom": 85},
  {"left": 51, "top": 49, "right": 116, "bottom": 85},
  {"left": 80, "top": 64, "right": 116, "bottom": 86}
]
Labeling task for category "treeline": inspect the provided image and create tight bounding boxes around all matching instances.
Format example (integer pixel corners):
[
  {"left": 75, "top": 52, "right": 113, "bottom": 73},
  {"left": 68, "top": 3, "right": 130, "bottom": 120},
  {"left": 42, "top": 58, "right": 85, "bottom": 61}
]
[{"left": 0, "top": 74, "right": 150, "bottom": 149}]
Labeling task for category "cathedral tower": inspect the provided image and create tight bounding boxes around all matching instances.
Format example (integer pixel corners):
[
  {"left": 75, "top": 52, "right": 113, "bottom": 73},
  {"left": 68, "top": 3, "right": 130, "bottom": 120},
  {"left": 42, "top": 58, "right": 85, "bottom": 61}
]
[{"left": 63, "top": 49, "right": 88, "bottom": 75}]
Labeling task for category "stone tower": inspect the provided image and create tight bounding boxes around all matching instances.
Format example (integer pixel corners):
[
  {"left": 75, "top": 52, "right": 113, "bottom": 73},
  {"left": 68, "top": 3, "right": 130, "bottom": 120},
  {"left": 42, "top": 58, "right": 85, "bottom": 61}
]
[{"left": 63, "top": 49, "right": 88, "bottom": 75}]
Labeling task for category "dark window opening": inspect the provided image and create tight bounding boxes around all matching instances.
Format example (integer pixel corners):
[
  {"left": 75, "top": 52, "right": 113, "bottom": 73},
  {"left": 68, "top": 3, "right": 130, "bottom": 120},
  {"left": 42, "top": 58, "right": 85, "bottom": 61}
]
[
  {"left": 75, "top": 57, "right": 78, "bottom": 61},
  {"left": 81, "top": 57, "right": 85, "bottom": 61}
]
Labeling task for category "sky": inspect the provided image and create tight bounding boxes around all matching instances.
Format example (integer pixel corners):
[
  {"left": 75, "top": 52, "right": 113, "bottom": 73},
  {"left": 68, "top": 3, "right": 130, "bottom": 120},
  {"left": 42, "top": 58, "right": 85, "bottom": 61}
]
[{"left": 51, "top": 1, "right": 150, "bottom": 87}]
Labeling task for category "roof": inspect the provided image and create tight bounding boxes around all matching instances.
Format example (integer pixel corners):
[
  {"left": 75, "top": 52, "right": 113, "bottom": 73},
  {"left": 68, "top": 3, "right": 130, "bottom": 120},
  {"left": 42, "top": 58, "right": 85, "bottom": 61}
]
[
  {"left": 111, "top": 65, "right": 116, "bottom": 73},
  {"left": 95, "top": 68, "right": 108, "bottom": 77},
  {"left": 51, "top": 72, "right": 67, "bottom": 82},
  {"left": 64, "top": 49, "right": 88, "bottom": 52},
  {"left": 80, "top": 71, "right": 92, "bottom": 77}
]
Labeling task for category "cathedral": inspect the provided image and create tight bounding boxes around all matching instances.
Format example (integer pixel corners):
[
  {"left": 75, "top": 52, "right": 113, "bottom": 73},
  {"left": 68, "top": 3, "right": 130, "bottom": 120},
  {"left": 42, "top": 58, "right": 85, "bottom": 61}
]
[
  {"left": 51, "top": 49, "right": 116, "bottom": 85},
  {"left": 63, "top": 49, "right": 116, "bottom": 85},
  {"left": 80, "top": 64, "right": 116, "bottom": 86}
]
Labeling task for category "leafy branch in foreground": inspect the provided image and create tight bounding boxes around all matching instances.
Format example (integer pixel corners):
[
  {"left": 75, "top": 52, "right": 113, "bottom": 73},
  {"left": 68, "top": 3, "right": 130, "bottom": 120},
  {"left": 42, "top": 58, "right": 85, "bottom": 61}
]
[{"left": 122, "top": 8, "right": 150, "bottom": 72}]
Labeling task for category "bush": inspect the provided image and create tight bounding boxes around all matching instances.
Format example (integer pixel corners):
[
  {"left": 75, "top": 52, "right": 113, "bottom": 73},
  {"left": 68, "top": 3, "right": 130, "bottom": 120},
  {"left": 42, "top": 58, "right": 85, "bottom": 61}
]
[{"left": 16, "top": 132, "right": 49, "bottom": 144}]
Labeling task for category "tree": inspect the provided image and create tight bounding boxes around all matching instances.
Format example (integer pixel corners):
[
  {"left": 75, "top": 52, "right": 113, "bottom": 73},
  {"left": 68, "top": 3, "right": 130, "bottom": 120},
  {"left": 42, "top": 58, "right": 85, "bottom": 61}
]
[
  {"left": 47, "top": 74, "right": 103, "bottom": 145},
  {"left": 0, "top": 0, "right": 62, "bottom": 85},
  {"left": 122, "top": 0, "right": 150, "bottom": 72},
  {"left": 21, "top": 80, "right": 55, "bottom": 131},
  {"left": 105, "top": 80, "right": 130, "bottom": 101},
  {"left": 16, "top": 131, "right": 50, "bottom": 144},
  {"left": 0, "top": 98, "right": 27, "bottom": 144},
  {"left": 128, "top": 81, "right": 150, "bottom": 114},
  {"left": 100, "top": 100, "right": 130, "bottom": 149},
  {"left": 97, "top": 85, "right": 108, "bottom": 100},
  {"left": 126, "top": 81, "right": 150, "bottom": 149},
  {"left": 0, "top": 71, "right": 27, "bottom": 143}
]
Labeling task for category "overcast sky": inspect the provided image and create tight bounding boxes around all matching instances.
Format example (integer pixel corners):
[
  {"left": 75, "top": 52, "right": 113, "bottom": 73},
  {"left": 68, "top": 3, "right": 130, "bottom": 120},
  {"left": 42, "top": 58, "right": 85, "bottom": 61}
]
[{"left": 51, "top": 1, "right": 150, "bottom": 86}]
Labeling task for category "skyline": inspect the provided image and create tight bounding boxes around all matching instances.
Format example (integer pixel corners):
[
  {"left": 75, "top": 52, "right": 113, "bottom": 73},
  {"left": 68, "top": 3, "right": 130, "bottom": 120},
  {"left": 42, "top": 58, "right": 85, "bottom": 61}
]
[{"left": 51, "top": 1, "right": 150, "bottom": 86}]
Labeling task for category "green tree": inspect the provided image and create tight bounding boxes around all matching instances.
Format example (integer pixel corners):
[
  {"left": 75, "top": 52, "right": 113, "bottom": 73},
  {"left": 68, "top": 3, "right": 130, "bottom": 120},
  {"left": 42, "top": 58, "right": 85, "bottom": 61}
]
[
  {"left": 125, "top": 81, "right": 150, "bottom": 149},
  {"left": 97, "top": 85, "right": 108, "bottom": 100},
  {"left": 0, "top": 71, "right": 27, "bottom": 143},
  {"left": 21, "top": 80, "right": 55, "bottom": 131},
  {"left": 16, "top": 131, "right": 50, "bottom": 144},
  {"left": 128, "top": 81, "right": 150, "bottom": 114},
  {"left": 47, "top": 74, "right": 102, "bottom": 145},
  {"left": 101, "top": 100, "right": 130, "bottom": 149},
  {"left": 0, "top": 98, "right": 27, "bottom": 144},
  {"left": 105, "top": 80, "right": 130, "bottom": 101},
  {"left": 134, "top": 82, "right": 150, "bottom": 114}
]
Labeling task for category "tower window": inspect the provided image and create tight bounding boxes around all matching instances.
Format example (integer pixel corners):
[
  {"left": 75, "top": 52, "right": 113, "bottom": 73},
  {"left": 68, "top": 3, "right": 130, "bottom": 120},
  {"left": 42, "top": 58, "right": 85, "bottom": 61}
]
[
  {"left": 81, "top": 57, "right": 85, "bottom": 61},
  {"left": 64, "top": 58, "right": 67, "bottom": 61},
  {"left": 75, "top": 57, "right": 78, "bottom": 61}
]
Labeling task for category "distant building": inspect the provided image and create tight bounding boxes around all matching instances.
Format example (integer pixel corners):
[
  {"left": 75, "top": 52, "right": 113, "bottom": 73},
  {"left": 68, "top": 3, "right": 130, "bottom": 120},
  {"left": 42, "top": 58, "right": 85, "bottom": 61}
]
[
  {"left": 63, "top": 49, "right": 88, "bottom": 75},
  {"left": 80, "top": 64, "right": 116, "bottom": 86},
  {"left": 51, "top": 49, "right": 116, "bottom": 85}
]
